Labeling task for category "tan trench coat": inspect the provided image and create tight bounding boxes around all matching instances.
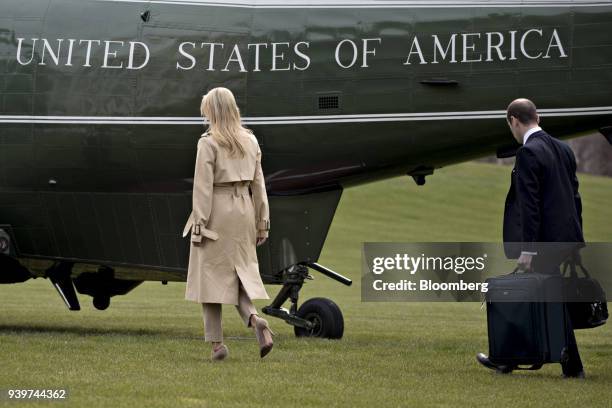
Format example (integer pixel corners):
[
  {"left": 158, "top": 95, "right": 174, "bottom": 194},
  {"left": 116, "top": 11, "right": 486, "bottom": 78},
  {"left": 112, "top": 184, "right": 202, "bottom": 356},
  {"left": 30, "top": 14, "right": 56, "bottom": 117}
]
[{"left": 182, "top": 131, "right": 270, "bottom": 305}]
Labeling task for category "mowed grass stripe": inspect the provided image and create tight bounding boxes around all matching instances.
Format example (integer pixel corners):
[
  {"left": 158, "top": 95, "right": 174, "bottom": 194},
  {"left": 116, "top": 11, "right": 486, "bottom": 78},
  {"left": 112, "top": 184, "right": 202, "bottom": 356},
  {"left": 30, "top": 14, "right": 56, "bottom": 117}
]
[{"left": 1, "top": 162, "right": 610, "bottom": 408}]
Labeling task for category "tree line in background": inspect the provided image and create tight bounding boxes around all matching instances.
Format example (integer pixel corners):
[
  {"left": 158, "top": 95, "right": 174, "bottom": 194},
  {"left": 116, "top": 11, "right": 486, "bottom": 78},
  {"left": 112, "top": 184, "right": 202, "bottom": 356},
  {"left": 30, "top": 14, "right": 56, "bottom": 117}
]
[{"left": 478, "top": 133, "right": 612, "bottom": 177}]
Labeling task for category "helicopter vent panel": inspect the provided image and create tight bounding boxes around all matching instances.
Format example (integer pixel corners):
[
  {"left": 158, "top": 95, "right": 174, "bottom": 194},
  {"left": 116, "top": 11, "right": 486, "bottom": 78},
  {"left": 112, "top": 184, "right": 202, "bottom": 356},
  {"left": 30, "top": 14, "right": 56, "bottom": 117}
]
[{"left": 317, "top": 94, "right": 340, "bottom": 110}]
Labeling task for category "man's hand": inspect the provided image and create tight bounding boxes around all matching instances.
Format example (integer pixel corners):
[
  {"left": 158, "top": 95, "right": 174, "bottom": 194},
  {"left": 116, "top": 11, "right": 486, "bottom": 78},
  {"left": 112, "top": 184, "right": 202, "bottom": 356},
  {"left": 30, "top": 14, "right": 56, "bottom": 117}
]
[
  {"left": 517, "top": 253, "right": 533, "bottom": 271},
  {"left": 256, "top": 236, "right": 267, "bottom": 246}
]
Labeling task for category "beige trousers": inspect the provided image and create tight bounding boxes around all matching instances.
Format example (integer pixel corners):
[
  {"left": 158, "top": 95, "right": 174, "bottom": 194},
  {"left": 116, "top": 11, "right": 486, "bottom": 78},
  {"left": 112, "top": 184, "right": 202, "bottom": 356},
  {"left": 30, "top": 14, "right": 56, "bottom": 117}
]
[{"left": 201, "top": 281, "right": 258, "bottom": 342}]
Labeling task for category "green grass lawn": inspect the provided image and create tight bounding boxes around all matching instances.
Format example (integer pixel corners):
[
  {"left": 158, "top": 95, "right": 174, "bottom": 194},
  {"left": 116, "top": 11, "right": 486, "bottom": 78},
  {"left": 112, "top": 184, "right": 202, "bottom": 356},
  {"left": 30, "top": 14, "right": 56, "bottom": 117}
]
[{"left": 1, "top": 162, "right": 611, "bottom": 408}]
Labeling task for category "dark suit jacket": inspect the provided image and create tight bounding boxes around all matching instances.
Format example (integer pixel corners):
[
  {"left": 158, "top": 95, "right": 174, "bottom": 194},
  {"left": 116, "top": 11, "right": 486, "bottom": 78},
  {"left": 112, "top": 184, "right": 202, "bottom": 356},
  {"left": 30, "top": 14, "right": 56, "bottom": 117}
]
[{"left": 503, "top": 129, "right": 584, "bottom": 259}]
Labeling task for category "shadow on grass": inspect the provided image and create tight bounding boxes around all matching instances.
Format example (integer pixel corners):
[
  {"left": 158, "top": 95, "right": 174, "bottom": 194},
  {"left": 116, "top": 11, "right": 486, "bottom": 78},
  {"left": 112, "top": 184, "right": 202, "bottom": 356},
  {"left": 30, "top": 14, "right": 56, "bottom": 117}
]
[
  {"left": 482, "top": 369, "right": 606, "bottom": 382},
  {"left": 0, "top": 323, "right": 176, "bottom": 338},
  {"left": 0, "top": 324, "right": 261, "bottom": 342}
]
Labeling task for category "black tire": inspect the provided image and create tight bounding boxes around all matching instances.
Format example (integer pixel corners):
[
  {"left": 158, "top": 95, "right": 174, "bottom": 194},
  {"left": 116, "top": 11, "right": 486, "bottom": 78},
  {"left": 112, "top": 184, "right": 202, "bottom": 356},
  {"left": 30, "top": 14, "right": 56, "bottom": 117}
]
[
  {"left": 294, "top": 297, "right": 344, "bottom": 339},
  {"left": 93, "top": 296, "right": 110, "bottom": 310}
]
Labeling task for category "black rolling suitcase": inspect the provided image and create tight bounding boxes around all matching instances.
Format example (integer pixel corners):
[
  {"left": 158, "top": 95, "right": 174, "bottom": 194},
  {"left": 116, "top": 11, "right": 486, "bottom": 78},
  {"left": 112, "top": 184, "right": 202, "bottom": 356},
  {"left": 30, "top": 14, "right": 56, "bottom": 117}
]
[{"left": 485, "top": 270, "right": 569, "bottom": 370}]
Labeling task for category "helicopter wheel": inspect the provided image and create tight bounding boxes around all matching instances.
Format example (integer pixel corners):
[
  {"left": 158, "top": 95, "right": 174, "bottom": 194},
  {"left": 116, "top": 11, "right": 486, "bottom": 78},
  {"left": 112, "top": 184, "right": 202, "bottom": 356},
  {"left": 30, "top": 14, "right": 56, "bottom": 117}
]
[{"left": 294, "top": 297, "right": 344, "bottom": 339}]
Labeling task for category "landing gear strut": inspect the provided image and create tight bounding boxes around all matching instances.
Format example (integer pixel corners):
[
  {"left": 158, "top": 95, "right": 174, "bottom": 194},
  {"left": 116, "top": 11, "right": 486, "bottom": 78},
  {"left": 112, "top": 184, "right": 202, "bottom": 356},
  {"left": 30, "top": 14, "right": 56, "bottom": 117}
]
[
  {"left": 44, "top": 263, "right": 143, "bottom": 311},
  {"left": 262, "top": 262, "right": 350, "bottom": 339},
  {"left": 46, "top": 261, "right": 80, "bottom": 311}
]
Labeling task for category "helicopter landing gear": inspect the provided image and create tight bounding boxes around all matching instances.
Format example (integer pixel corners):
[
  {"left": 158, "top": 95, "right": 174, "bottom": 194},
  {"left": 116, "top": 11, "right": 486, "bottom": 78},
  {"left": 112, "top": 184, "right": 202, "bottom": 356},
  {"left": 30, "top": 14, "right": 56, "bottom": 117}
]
[{"left": 262, "top": 262, "right": 350, "bottom": 339}]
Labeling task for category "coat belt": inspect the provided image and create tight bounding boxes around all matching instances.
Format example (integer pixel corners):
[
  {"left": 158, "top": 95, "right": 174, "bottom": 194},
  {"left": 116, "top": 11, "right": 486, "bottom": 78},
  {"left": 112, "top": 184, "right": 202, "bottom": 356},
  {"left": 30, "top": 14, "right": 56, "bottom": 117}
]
[
  {"left": 182, "top": 181, "right": 252, "bottom": 239},
  {"left": 213, "top": 181, "right": 250, "bottom": 196}
]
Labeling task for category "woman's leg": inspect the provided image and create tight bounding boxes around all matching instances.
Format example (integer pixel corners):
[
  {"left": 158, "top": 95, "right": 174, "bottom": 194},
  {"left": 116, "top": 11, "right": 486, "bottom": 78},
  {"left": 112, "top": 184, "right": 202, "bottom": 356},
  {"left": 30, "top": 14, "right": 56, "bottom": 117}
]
[
  {"left": 235, "top": 281, "right": 258, "bottom": 328},
  {"left": 236, "top": 281, "right": 274, "bottom": 358},
  {"left": 201, "top": 303, "right": 223, "bottom": 345}
]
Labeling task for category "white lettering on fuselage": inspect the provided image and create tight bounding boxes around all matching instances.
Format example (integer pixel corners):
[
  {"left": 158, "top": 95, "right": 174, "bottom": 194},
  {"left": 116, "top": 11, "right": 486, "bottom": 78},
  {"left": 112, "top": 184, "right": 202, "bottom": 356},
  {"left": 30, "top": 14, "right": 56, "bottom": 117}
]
[
  {"left": 16, "top": 38, "right": 150, "bottom": 69},
  {"left": 402, "top": 28, "right": 566, "bottom": 65},
  {"left": 14, "top": 28, "right": 567, "bottom": 72}
]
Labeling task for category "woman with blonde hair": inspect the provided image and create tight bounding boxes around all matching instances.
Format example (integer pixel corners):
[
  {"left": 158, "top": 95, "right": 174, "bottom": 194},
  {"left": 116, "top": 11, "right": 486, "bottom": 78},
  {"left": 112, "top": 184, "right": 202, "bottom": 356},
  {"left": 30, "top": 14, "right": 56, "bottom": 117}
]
[{"left": 182, "top": 87, "right": 274, "bottom": 361}]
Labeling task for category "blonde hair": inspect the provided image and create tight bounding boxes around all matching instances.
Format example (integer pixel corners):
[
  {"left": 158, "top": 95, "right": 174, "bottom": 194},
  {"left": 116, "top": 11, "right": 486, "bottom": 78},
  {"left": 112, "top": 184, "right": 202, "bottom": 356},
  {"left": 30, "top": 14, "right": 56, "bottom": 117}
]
[{"left": 200, "top": 87, "right": 252, "bottom": 158}]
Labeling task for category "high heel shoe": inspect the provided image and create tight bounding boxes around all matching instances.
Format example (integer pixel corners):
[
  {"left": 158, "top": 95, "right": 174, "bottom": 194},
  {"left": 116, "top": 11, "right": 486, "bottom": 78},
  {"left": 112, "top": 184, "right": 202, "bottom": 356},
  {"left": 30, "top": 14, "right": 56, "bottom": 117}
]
[
  {"left": 252, "top": 315, "right": 274, "bottom": 358},
  {"left": 211, "top": 344, "right": 228, "bottom": 361}
]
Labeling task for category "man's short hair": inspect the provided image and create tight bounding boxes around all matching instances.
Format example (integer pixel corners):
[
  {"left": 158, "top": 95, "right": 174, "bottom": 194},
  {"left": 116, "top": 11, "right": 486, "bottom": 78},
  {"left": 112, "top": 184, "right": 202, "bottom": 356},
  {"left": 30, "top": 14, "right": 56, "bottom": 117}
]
[{"left": 506, "top": 99, "right": 538, "bottom": 125}]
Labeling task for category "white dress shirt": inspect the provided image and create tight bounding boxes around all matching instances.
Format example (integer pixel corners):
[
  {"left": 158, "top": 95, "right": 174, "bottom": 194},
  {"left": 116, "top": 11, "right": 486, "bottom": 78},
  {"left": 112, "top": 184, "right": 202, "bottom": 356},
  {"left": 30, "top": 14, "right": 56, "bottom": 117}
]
[{"left": 522, "top": 125, "right": 542, "bottom": 145}]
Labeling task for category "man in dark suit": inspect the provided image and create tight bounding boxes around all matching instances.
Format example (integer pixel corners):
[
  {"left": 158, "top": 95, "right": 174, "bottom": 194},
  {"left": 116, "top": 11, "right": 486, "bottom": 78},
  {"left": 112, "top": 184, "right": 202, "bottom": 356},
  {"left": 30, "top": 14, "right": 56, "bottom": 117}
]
[{"left": 476, "top": 98, "right": 586, "bottom": 378}]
